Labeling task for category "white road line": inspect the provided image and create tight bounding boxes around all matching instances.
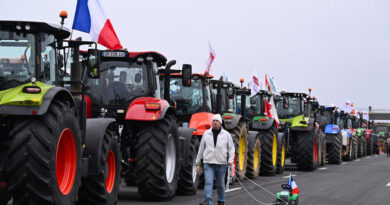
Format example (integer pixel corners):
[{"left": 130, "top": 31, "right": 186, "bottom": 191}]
[
  {"left": 282, "top": 175, "right": 297, "bottom": 179},
  {"left": 226, "top": 187, "right": 242, "bottom": 192},
  {"left": 319, "top": 167, "right": 327, "bottom": 170},
  {"left": 342, "top": 162, "right": 347, "bottom": 165},
  {"left": 367, "top": 156, "right": 371, "bottom": 159},
  {"left": 356, "top": 159, "right": 360, "bottom": 162},
  {"left": 386, "top": 182, "right": 390, "bottom": 187}
]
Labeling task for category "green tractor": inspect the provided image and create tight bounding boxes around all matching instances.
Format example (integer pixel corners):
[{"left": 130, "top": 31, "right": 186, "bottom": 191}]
[
  {"left": 354, "top": 115, "right": 367, "bottom": 158},
  {"left": 275, "top": 91, "right": 323, "bottom": 171},
  {"left": 0, "top": 18, "right": 121, "bottom": 204}
]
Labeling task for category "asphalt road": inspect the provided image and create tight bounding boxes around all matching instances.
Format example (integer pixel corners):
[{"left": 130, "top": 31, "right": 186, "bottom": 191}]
[{"left": 118, "top": 154, "right": 390, "bottom": 205}]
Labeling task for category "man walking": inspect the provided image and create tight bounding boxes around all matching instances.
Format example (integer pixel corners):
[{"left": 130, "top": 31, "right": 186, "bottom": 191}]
[{"left": 196, "top": 114, "right": 235, "bottom": 205}]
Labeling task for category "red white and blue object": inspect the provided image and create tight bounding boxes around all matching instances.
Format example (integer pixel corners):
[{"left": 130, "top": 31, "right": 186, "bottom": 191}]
[
  {"left": 287, "top": 174, "right": 300, "bottom": 194},
  {"left": 73, "top": 0, "right": 123, "bottom": 50},
  {"left": 251, "top": 70, "right": 260, "bottom": 97}
]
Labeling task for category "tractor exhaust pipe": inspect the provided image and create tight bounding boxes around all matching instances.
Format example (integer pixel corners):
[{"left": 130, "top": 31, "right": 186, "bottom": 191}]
[{"left": 164, "top": 60, "right": 176, "bottom": 103}]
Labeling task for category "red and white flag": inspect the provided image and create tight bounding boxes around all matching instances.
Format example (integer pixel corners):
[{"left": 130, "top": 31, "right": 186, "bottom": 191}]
[
  {"left": 264, "top": 97, "right": 279, "bottom": 129},
  {"left": 205, "top": 43, "right": 216, "bottom": 73},
  {"left": 287, "top": 174, "right": 300, "bottom": 194},
  {"left": 265, "top": 74, "right": 271, "bottom": 92},
  {"left": 73, "top": 0, "right": 123, "bottom": 50},
  {"left": 251, "top": 70, "right": 260, "bottom": 97}
]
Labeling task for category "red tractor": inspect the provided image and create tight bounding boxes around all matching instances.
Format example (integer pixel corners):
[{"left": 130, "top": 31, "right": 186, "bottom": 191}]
[{"left": 84, "top": 50, "right": 195, "bottom": 200}]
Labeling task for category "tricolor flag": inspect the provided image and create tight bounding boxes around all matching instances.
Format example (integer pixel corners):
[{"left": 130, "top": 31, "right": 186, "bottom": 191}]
[
  {"left": 287, "top": 174, "right": 300, "bottom": 194},
  {"left": 205, "top": 43, "right": 216, "bottom": 73},
  {"left": 73, "top": 0, "right": 123, "bottom": 50},
  {"left": 251, "top": 70, "right": 260, "bottom": 97}
]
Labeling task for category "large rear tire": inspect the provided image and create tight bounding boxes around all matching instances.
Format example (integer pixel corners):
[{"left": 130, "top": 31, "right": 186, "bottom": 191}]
[
  {"left": 246, "top": 132, "right": 261, "bottom": 179},
  {"left": 276, "top": 134, "right": 286, "bottom": 174},
  {"left": 366, "top": 135, "right": 373, "bottom": 155},
  {"left": 7, "top": 100, "right": 82, "bottom": 205},
  {"left": 319, "top": 133, "right": 326, "bottom": 166},
  {"left": 327, "top": 134, "right": 342, "bottom": 164},
  {"left": 357, "top": 136, "right": 364, "bottom": 158},
  {"left": 296, "top": 130, "right": 318, "bottom": 171},
  {"left": 177, "top": 137, "right": 200, "bottom": 195},
  {"left": 231, "top": 121, "right": 248, "bottom": 181},
  {"left": 352, "top": 136, "right": 358, "bottom": 160},
  {"left": 78, "top": 129, "right": 121, "bottom": 205},
  {"left": 259, "top": 126, "right": 278, "bottom": 176},
  {"left": 135, "top": 114, "right": 179, "bottom": 200}
]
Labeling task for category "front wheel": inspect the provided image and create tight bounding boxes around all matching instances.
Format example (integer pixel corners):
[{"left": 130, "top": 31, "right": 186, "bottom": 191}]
[
  {"left": 231, "top": 121, "right": 248, "bottom": 181},
  {"left": 78, "top": 129, "right": 121, "bottom": 205},
  {"left": 246, "top": 132, "right": 261, "bottom": 179},
  {"left": 177, "top": 137, "right": 200, "bottom": 195},
  {"left": 296, "top": 130, "right": 319, "bottom": 171}
]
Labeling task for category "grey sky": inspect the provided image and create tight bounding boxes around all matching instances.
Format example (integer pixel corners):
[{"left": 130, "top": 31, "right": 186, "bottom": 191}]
[{"left": 1, "top": 0, "right": 389, "bottom": 110}]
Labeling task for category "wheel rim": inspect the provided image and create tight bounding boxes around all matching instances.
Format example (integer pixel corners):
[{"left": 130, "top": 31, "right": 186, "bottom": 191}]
[
  {"left": 281, "top": 145, "right": 286, "bottom": 167},
  {"left": 254, "top": 145, "right": 259, "bottom": 170},
  {"left": 272, "top": 134, "right": 277, "bottom": 166},
  {"left": 56, "top": 128, "right": 77, "bottom": 195},
  {"left": 165, "top": 134, "right": 176, "bottom": 183},
  {"left": 239, "top": 136, "right": 246, "bottom": 171},
  {"left": 192, "top": 153, "right": 197, "bottom": 183},
  {"left": 106, "top": 150, "right": 116, "bottom": 193}
]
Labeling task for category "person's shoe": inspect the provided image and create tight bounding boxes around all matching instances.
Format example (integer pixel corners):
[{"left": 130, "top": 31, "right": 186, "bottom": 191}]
[{"left": 217, "top": 201, "right": 225, "bottom": 205}]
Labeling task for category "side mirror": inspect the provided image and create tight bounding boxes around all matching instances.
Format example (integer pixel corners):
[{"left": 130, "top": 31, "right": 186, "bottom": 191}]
[
  {"left": 182, "top": 64, "right": 192, "bottom": 87},
  {"left": 87, "top": 49, "right": 100, "bottom": 79},
  {"left": 283, "top": 97, "right": 289, "bottom": 109}
]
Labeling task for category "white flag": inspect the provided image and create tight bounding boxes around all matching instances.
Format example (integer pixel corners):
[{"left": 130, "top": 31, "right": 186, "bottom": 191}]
[
  {"left": 363, "top": 111, "right": 369, "bottom": 121},
  {"left": 251, "top": 70, "right": 260, "bottom": 97},
  {"left": 205, "top": 43, "right": 216, "bottom": 73},
  {"left": 269, "top": 96, "right": 279, "bottom": 127},
  {"left": 343, "top": 99, "right": 353, "bottom": 113}
]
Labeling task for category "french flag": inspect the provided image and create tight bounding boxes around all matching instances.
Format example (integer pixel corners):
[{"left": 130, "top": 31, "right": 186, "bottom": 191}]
[
  {"left": 287, "top": 174, "right": 300, "bottom": 194},
  {"left": 72, "top": 0, "right": 123, "bottom": 50}
]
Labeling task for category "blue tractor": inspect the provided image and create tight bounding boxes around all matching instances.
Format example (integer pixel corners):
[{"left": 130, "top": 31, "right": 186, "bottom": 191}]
[{"left": 318, "top": 106, "right": 342, "bottom": 164}]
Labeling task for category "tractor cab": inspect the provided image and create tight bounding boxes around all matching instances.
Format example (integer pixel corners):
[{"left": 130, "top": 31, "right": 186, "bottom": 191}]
[
  {"left": 276, "top": 92, "right": 310, "bottom": 126},
  {"left": 318, "top": 106, "right": 338, "bottom": 131},
  {"left": 210, "top": 78, "right": 239, "bottom": 115},
  {"left": 373, "top": 123, "right": 390, "bottom": 139},
  {"left": 84, "top": 50, "right": 167, "bottom": 120}
]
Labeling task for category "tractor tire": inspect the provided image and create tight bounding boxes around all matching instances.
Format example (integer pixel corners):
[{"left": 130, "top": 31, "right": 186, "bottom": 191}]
[
  {"left": 352, "top": 136, "right": 358, "bottom": 160},
  {"left": 276, "top": 134, "right": 286, "bottom": 174},
  {"left": 246, "top": 132, "right": 261, "bottom": 179},
  {"left": 259, "top": 127, "right": 278, "bottom": 176},
  {"left": 372, "top": 135, "right": 379, "bottom": 154},
  {"left": 231, "top": 121, "right": 248, "bottom": 181},
  {"left": 366, "top": 135, "right": 373, "bottom": 155},
  {"left": 362, "top": 137, "right": 367, "bottom": 157},
  {"left": 320, "top": 134, "right": 326, "bottom": 166},
  {"left": 78, "top": 129, "right": 121, "bottom": 205},
  {"left": 357, "top": 137, "right": 364, "bottom": 158},
  {"left": 296, "top": 130, "right": 319, "bottom": 171},
  {"left": 7, "top": 100, "right": 82, "bottom": 205},
  {"left": 177, "top": 137, "right": 200, "bottom": 195},
  {"left": 123, "top": 169, "right": 137, "bottom": 186},
  {"left": 327, "top": 134, "right": 342, "bottom": 164},
  {"left": 135, "top": 114, "right": 179, "bottom": 200}
]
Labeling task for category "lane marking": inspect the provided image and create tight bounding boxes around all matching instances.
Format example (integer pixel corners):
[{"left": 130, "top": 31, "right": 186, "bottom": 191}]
[
  {"left": 282, "top": 175, "right": 297, "bottom": 179},
  {"left": 226, "top": 187, "right": 242, "bottom": 192},
  {"left": 367, "top": 156, "right": 371, "bottom": 159},
  {"left": 319, "top": 167, "right": 327, "bottom": 170},
  {"left": 356, "top": 159, "right": 360, "bottom": 162},
  {"left": 386, "top": 182, "right": 390, "bottom": 187},
  {"left": 342, "top": 162, "right": 347, "bottom": 165}
]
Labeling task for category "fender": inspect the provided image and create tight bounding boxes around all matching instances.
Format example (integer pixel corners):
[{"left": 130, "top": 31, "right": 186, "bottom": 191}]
[
  {"left": 291, "top": 118, "right": 315, "bottom": 131},
  {"left": 83, "top": 118, "right": 116, "bottom": 175},
  {"left": 125, "top": 97, "right": 173, "bottom": 121},
  {"left": 324, "top": 124, "right": 340, "bottom": 134},
  {"left": 223, "top": 114, "right": 242, "bottom": 130},
  {"left": 178, "top": 127, "right": 196, "bottom": 168},
  {"left": 252, "top": 118, "right": 275, "bottom": 130},
  {"left": 0, "top": 86, "right": 76, "bottom": 116},
  {"left": 189, "top": 112, "right": 214, "bottom": 136},
  {"left": 85, "top": 95, "right": 92, "bottom": 118}
]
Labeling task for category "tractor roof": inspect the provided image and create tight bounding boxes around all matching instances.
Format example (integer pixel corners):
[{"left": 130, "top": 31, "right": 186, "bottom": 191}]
[
  {"left": 280, "top": 91, "right": 308, "bottom": 97},
  {"left": 169, "top": 73, "right": 214, "bottom": 79},
  {"left": 128, "top": 51, "right": 167, "bottom": 67},
  {"left": 0, "top": 21, "right": 70, "bottom": 40},
  {"left": 210, "top": 80, "right": 239, "bottom": 89}
]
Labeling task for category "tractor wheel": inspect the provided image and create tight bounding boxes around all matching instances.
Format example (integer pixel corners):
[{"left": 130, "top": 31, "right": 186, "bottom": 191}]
[
  {"left": 231, "top": 121, "right": 248, "bottom": 181},
  {"left": 246, "top": 132, "right": 261, "bottom": 179},
  {"left": 327, "top": 134, "right": 342, "bottom": 164},
  {"left": 352, "top": 136, "right": 358, "bottom": 160},
  {"left": 276, "top": 134, "right": 286, "bottom": 174},
  {"left": 366, "top": 135, "right": 373, "bottom": 155},
  {"left": 296, "top": 130, "right": 319, "bottom": 171},
  {"left": 135, "top": 114, "right": 179, "bottom": 200},
  {"left": 78, "top": 129, "right": 121, "bottom": 205},
  {"left": 259, "top": 126, "right": 278, "bottom": 176},
  {"left": 357, "top": 137, "right": 363, "bottom": 158},
  {"left": 7, "top": 100, "right": 82, "bottom": 205},
  {"left": 320, "top": 134, "right": 326, "bottom": 166},
  {"left": 177, "top": 137, "right": 200, "bottom": 195},
  {"left": 122, "top": 169, "right": 137, "bottom": 186},
  {"left": 362, "top": 137, "right": 367, "bottom": 157},
  {"left": 372, "top": 135, "right": 379, "bottom": 154}
]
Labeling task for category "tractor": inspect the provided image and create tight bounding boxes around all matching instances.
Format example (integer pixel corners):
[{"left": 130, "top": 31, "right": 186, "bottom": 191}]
[
  {"left": 365, "top": 120, "right": 374, "bottom": 155},
  {"left": 83, "top": 50, "right": 196, "bottom": 200},
  {"left": 275, "top": 91, "right": 324, "bottom": 171},
  {"left": 354, "top": 114, "right": 367, "bottom": 158},
  {"left": 0, "top": 16, "right": 121, "bottom": 205},
  {"left": 373, "top": 123, "right": 389, "bottom": 154},
  {"left": 336, "top": 111, "right": 357, "bottom": 161},
  {"left": 318, "top": 106, "right": 342, "bottom": 164}
]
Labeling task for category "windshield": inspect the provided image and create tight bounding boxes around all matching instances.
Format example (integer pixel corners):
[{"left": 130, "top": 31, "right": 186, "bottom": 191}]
[
  {"left": 169, "top": 78, "right": 208, "bottom": 115},
  {"left": 211, "top": 86, "right": 236, "bottom": 113},
  {"left": 0, "top": 31, "right": 35, "bottom": 87},
  {"left": 86, "top": 61, "right": 149, "bottom": 105},
  {"left": 321, "top": 110, "right": 333, "bottom": 125},
  {"left": 249, "top": 94, "right": 262, "bottom": 116},
  {"left": 375, "top": 126, "right": 389, "bottom": 134},
  {"left": 276, "top": 96, "right": 302, "bottom": 118},
  {"left": 336, "top": 116, "right": 345, "bottom": 129}
]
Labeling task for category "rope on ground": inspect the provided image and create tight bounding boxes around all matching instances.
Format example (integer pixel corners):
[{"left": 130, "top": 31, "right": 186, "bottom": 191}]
[{"left": 234, "top": 174, "right": 277, "bottom": 205}]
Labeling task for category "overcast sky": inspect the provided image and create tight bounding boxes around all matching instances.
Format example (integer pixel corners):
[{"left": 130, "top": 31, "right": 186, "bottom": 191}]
[{"left": 1, "top": 0, "right": 390, "bottom": 110}]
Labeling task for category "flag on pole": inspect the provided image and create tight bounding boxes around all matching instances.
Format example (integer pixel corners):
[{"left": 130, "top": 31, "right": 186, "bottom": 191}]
[
  {"left": 265, "top": 74, "right": 271, "bottom": 92},
  {"left": 287, "top": 174, "right": 300, "bottom": 194},
  {"left": 343, "top": 99, "right": 353, "bottom": 113},
  {"left": 363, "top": 111, "right": 369, "bottom": 121},
  {"left": 269, "top": 96, "right": 279, "bottom": 128},
  {"left": 205, "top": 43, "right": 216, "bottom": 73},
  {"left": 73, "top": 0, "right": 123, "bottom": 50},
  {"left": 268, "top": 74, "right": 280, "bottom": 95},
  {"left": 251, "top": 70, "right": 260, "bottom": 97}
]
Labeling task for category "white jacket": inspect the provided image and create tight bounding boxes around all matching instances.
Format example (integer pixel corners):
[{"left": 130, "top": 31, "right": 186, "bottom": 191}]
[{"left": 196, "top": 128, "right": 235, "bottom": 165}]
